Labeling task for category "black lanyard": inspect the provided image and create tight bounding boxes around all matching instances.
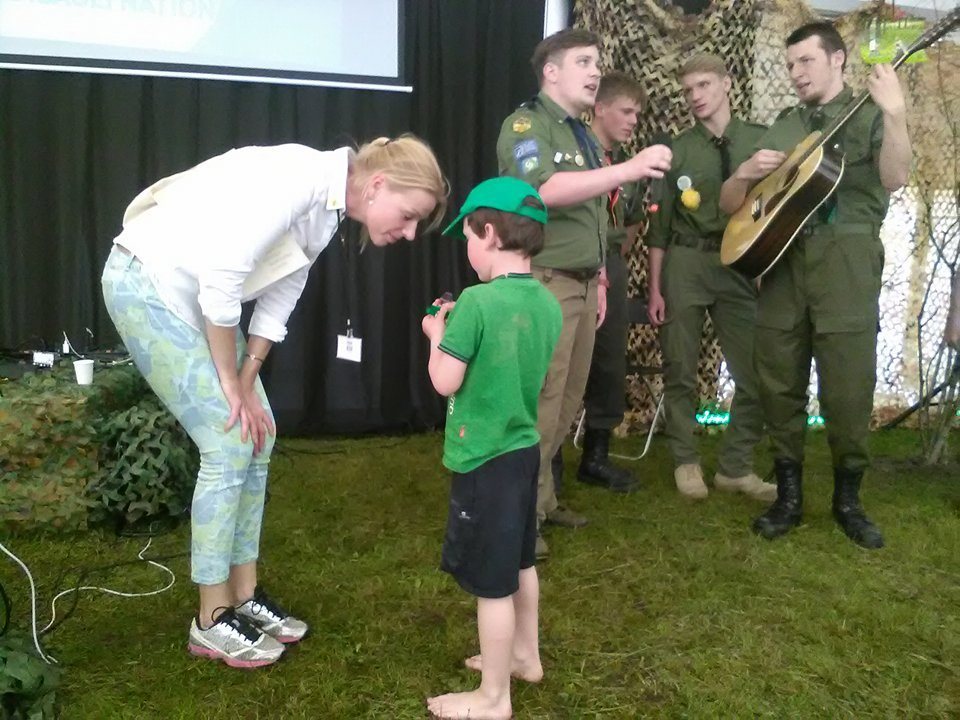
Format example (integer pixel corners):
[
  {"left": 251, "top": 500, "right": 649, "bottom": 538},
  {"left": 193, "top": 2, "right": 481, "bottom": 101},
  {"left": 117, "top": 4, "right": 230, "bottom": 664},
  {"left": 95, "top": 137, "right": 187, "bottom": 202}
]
[{"left": 336, "top": 210, "right": 358, "bottom": 339}]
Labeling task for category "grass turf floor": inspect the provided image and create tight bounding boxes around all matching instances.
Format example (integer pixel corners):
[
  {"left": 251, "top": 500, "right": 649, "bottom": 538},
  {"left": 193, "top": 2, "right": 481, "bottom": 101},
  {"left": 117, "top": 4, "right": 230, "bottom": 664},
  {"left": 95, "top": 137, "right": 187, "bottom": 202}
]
[{"left": 3, "top": 428, "right": 959, "bottom": 719}]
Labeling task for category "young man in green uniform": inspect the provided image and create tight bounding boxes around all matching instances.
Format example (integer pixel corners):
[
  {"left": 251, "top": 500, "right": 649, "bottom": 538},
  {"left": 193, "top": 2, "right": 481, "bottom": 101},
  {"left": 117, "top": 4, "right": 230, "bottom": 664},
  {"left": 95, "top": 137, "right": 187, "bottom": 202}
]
[
  {"left": 720, "top": 22, "right": 911, "bottom": 548},
  {"left": 496, "top": 28, "right": 672, "bottom": 557},
  {"left": 577, "top": 71, "right": 647, "bottom": 494},
  {"left": 647, "top": 53, "right": 776, "bottom": 502},
  {"left": 422, "top": 177, "right": 561, "bottom": 720}
]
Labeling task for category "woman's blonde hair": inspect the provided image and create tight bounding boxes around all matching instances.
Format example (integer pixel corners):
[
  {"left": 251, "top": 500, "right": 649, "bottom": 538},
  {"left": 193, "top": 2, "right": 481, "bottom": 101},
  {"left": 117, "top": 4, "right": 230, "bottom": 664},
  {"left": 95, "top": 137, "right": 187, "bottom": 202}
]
[{"left": 353, "top": 134, "right": 449, "bottom": 232}]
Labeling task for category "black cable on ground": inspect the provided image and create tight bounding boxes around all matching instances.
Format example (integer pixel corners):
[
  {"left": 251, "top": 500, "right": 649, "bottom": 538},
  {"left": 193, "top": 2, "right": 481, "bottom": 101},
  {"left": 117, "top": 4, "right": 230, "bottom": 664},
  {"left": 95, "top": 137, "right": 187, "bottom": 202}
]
[{"left": 0, "top": 579, "right": 11, "bottom": 638}]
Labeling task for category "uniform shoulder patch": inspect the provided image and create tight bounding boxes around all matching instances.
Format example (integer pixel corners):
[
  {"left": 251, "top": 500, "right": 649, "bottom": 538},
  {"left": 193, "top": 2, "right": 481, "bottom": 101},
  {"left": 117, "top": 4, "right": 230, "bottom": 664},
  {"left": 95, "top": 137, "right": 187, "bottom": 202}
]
[
  {"left": 520, "top": 156, "right": 540, "bottom": 175},
  {"left": 512, "top": 116, "right": 532, "bottom": 133},
  {"left": 513, "top": 138, "right": 539, "bottom": 160}
]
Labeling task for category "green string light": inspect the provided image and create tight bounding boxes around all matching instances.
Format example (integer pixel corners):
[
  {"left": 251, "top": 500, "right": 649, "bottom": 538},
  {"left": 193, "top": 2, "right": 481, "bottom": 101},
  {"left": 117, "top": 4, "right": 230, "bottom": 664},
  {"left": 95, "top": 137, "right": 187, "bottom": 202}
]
[{"left": 695, "top": 410, "right": 825, "bottom": 426}]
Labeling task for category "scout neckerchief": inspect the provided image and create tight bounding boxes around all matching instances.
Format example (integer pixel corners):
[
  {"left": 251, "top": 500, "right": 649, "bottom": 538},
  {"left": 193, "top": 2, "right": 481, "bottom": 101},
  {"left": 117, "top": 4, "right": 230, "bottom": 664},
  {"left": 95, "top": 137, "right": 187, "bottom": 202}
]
[
  {"left": 710, "top": 135, "right": 732, "bottom": 181},
  {"left": 566, "top": 117, "right": 602, "bottom": 170}
]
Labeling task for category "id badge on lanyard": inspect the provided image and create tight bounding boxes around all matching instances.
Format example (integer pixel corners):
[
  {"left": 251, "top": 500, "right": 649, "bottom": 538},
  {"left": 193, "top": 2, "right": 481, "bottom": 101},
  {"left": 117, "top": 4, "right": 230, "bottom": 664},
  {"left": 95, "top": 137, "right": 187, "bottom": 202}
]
[
  {"left": 334, "top": 210, "right": 362, "bottom": 363},
  {"left": 337, "top": 320, "right": 362, "bottom": 362}
]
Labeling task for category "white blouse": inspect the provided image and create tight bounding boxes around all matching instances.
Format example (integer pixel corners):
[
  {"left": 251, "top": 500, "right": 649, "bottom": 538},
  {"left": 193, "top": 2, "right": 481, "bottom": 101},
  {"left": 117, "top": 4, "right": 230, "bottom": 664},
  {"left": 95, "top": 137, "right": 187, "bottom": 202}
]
[{"left": 114, "top": 144, "right": 351, "bottom": 343}]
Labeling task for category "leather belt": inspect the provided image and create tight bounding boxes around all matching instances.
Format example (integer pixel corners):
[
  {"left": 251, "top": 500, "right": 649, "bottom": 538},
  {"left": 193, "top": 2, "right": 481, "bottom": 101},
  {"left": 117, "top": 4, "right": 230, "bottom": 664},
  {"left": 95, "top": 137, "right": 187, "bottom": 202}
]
[
  {"left": 798, "top": 222, "right": 879, "bottom": 238},
  {"left": 672, "top": 234, "right": 722, "bottom": 252},
  {"left": 547, "top": 267, "right": 598, "bottom": 282}
]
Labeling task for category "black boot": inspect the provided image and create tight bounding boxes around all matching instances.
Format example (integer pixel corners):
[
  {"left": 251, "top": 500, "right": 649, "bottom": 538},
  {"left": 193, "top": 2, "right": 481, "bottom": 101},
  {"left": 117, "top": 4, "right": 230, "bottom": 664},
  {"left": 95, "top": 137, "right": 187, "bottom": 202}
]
[
  {"left": 832, "top": 467, "right": 884, "bottom": 549},
  {"left": 752, "top": 458, "right": 803, "bottom": 539},
  {"left": 577, "top": 428, "right": 639, "bottom": 493}
]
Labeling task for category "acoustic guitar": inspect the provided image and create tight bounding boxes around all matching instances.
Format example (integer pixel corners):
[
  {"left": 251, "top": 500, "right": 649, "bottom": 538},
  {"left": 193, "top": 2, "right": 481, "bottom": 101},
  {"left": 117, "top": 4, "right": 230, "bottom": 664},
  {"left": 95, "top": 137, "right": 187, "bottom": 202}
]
[{"left": 720, "top": 7, "right": 960, "bottom": 279}]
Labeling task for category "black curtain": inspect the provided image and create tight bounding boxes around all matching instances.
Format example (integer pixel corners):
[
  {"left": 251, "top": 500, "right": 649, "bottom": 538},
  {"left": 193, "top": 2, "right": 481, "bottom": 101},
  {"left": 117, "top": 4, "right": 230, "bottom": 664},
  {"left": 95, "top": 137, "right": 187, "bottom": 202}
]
[{"left": 0, "top": 0, "right": 545, "bottom": 435}]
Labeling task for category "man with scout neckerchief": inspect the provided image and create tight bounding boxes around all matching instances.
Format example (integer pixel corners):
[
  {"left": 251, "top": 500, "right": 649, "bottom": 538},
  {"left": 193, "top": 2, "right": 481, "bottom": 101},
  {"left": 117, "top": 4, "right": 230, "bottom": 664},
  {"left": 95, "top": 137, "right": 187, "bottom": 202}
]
[
  {"left": 719, "top": 22, "right": 911, "bottom": 548},
  {"left": 575, "top": 71, "right": 648, "bottom": 494},
  {"left": 647, "top": 53, "right": 776, "bottom": 503},
  {"left": 497, "top": 28, "right": 671, "bottom": 557}
]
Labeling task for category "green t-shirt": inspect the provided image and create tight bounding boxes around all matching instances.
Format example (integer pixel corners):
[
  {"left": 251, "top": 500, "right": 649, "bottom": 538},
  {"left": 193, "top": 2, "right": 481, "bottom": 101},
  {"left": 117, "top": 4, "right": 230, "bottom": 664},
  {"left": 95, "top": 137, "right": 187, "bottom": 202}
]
[
  {"left": 438, "top": 274, "right": 562, "bottom": 474},
  {"left": 647, "top": 117, "right": 767, "bottom": 250},
  {"left": 754, "top": 86, "right": 889, "bottom": 229},
  {"left": 497, "top": 92, "right": 606, "bottom": 271}
]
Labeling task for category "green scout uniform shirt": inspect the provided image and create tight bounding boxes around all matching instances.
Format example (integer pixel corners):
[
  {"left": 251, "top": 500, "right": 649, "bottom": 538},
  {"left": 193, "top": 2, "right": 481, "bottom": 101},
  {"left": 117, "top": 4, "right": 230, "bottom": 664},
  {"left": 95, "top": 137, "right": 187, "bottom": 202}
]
[
  {"left": 754, "top": 86, "right": 889, "bottom": 230},
  {"left": 647, "top": 117, "right": 767, "bottom": 250},
  {"left": 438, "top": 275, "right": 562, "bottom": 474},
  {"left": 751, "top": 86, "right": 890, "bottom": 468},
  {"left": 497, "top": 92, "right": 606, "bottom": 271},
  {"left": 602, "top": 143, "right": 644, "bottom": 249}
]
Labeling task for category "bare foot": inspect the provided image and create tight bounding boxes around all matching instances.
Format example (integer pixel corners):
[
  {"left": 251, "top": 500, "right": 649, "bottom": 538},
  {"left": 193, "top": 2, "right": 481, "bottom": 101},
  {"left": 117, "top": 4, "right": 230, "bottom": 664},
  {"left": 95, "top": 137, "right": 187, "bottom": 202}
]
[
  {"left": 426, "top": 689, "right": 511, "bottom": 720},
  {"left": 464, "top": 653, "right": 543, "bottom": 683}
]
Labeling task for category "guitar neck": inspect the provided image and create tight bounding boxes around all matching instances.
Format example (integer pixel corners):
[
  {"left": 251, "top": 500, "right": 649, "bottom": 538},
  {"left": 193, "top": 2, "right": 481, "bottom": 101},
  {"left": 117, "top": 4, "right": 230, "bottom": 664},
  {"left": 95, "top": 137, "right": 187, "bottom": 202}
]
[
  {"left": 794, "top": 6, "right": 960, "bottom": 164},
  {"left": 814, "top": 49, "right": 910, "bottom": 152},
  {"left": 813, "top": 90, "right": 871, "bottom": 154}
]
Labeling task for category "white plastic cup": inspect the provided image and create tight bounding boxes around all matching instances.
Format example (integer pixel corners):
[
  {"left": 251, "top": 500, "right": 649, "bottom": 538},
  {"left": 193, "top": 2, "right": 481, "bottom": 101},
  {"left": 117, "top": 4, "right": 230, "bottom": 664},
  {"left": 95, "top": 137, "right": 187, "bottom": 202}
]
[{"left": 73, "top": 359, "right": 94, "bottom": 385}]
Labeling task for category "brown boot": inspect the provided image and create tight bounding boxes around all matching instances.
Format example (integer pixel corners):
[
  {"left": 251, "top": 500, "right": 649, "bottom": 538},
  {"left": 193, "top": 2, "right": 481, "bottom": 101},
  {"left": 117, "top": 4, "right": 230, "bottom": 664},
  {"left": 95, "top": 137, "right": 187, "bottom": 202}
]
[
  {"left": 715, "top": 472, "right": 777, "bottom": 502},
  {"left": 674, "top": 464, "right": 708, "bottom": 499},
  {"left": 535, "top": 533, "right": 550, "bottom": 560},
  {"left": 543, "top": 505, "right": 588, "bottom": 528}
]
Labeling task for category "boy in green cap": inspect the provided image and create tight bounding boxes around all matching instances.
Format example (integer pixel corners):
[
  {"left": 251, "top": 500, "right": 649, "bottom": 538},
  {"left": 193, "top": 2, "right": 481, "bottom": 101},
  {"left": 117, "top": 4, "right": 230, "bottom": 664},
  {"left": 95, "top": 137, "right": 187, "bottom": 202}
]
[{"left": 422, "top": 176, "right": 562, "bottom": 720}]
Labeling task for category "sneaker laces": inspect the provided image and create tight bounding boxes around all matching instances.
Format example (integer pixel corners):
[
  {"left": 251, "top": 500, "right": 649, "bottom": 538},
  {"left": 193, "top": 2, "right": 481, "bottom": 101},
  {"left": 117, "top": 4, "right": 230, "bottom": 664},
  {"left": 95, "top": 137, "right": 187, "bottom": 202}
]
[
  {"left": 245, "top": 587, "right": 288, "bottom": 624},
  {"left": 211, "top": 606, "right": 261, "bottom": 645}
]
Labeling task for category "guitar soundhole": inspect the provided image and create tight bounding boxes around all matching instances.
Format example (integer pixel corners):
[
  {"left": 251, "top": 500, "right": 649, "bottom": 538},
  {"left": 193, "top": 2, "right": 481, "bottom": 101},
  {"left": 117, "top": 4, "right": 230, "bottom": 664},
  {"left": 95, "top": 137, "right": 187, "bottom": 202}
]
[
  {"left": 764, "top": 164, "right": 800, "bottom": 213},
  {"left": 767, "top": 188, "right": 788, "bottom": 212},
  {"left": 780, "top": 165, "right": 799, "bottom": 189}
]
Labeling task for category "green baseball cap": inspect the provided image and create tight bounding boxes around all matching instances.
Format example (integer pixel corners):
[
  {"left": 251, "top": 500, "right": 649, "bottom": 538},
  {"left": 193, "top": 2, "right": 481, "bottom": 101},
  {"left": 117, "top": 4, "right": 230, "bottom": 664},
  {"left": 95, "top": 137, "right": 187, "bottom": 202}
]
[{"left": 442, "top": 176, "right": 548, "bottom": 239}]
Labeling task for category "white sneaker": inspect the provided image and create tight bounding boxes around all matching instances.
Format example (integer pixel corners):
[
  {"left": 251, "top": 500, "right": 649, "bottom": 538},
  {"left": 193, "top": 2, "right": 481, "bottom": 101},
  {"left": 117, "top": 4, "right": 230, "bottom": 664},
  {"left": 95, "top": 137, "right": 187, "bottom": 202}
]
[
  {"left": 675, "top": 464, "right": 708, "bottom": 499},
  {"left": 715, "top": 472, "right": 778, "bottom": 503},
  {"left": 235, "top": 586, "right": 309, "bottom": 644},
  {"left": 188, "top": 607, "right": 284, "bottom": 669}
]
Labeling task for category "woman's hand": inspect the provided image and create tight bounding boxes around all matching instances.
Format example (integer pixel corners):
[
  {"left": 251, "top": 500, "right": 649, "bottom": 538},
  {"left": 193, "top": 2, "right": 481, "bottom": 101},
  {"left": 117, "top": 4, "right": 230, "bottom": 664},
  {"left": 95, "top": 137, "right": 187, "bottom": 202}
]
[
  {"left": 240, "top": 388, "right": 276, "bottom": 456},
  {"left": 222, "top": 380, "right": 275, "bottom": 455},
  {"left": 222, "top": 379, "right": 246, "bottom": 437}
]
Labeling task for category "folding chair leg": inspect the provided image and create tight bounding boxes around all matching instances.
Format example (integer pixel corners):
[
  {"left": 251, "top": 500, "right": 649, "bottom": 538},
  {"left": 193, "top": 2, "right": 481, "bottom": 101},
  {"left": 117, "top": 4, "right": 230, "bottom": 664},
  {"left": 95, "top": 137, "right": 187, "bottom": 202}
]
[
  {"left": 610, "top": 393, "right": 663, "bottom": 461},
  {"left": 573, "top": 407, "right": 586, "bottom": 449}
]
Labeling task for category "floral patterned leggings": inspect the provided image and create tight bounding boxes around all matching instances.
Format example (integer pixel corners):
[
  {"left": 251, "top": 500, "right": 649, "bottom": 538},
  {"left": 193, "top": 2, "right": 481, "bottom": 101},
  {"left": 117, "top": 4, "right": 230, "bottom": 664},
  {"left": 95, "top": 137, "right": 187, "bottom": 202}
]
[{"left": 101, "top": 247, "right": 274, "bottom": 585}]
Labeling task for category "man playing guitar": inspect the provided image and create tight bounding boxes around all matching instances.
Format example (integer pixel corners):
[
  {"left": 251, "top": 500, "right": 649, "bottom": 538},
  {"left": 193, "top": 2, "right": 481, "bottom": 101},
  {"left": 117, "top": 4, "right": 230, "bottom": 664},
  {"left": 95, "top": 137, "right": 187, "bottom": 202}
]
[{"left": 719, "top": 21, "right": 911, "bottom": 549}]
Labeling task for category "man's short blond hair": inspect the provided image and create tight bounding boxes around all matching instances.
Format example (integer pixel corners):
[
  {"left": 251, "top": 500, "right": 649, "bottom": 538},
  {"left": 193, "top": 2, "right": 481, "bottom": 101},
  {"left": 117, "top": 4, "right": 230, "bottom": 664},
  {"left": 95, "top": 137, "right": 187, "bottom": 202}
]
[
  {"left": 595, "top": 71, "right": 647, "bottom": 108},
  {"left": 678, "top": 53, "right": 729, "bottom": 80}
]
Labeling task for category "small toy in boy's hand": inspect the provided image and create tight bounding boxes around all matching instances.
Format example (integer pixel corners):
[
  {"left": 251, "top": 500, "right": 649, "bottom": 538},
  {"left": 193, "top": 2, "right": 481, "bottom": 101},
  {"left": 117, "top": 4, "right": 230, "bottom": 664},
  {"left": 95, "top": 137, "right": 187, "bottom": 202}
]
[{"left": 425, "top": 292, "right": 454, "bottom": 316}]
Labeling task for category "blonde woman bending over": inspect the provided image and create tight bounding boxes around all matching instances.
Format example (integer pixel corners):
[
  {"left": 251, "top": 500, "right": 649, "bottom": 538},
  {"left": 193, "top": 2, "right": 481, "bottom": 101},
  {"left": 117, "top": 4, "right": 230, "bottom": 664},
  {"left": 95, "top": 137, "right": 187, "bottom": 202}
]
[{"left": 101, "top": 136, "right": 447, "bottom": 668}]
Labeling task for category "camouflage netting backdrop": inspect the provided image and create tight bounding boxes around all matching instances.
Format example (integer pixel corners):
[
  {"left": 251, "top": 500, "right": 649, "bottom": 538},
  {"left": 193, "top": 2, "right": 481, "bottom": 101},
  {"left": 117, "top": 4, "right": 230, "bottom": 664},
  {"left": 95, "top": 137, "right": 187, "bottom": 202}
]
[{"left": 574, "top": 0, "right": 960, "bottom": 433}]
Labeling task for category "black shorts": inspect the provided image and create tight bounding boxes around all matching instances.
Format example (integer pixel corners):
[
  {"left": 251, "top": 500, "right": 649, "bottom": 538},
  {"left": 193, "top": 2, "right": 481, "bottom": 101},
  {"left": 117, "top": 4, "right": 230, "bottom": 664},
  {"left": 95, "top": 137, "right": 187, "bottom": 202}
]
[{"left": 440, "top": 444, "right": 540, "bottom": 599}]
